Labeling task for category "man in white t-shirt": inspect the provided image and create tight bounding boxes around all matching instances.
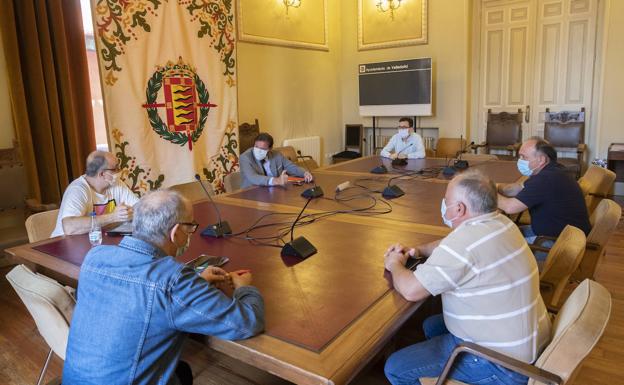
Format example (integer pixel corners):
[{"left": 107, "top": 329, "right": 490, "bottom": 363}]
[
  {"left": 51, "top": 151, "right": 139, "bottom": 237},
  {"left": 380, "top": 117, "right": 426, "bottom": 160}
]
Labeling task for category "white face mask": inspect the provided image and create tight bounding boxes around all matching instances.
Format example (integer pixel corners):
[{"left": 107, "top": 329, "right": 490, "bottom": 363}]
[
  {"left": 253, "top": 147, "right": 268, "bottom": 161},
  {"left": 398, "top": 128, "right": 410, "bottom": 139},
  {"left": 440, "top": 198, "right": 459, "bottom": 228},
  {"left": 516, "top": 159, "right": 534, "bottom": 176},
  {"left": 175, "top": 233, "right": 191, "bottom": 257}
]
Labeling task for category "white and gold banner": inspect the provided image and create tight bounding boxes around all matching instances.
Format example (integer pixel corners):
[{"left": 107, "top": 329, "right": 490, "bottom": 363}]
[{"left": 92, "top": 0, "right": 238, "bottom": 194}]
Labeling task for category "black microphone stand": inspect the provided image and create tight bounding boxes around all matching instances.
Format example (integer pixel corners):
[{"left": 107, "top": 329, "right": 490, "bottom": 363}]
[{"left": 194, "top": 174, "right": 232, "bottom": 238}]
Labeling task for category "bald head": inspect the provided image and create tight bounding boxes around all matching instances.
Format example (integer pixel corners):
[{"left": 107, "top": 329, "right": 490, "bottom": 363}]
[
  {"left": 132, "top": 190, "right": 192, "bottom": 244},
  {"left": 85, "top": 151, "right": 117, "bottom": 177},
  {"left": 448, "top": 170, "right": 497, "bottom": 216}
]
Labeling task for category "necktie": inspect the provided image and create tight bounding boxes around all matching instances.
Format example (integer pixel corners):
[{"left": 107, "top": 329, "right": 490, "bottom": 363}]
[{"left": 261, "top": 159, "right": 268, "bottom": 176}]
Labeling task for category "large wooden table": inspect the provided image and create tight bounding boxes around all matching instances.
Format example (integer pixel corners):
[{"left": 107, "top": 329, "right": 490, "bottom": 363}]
[{"left": 6, "top": 156, "right": 520, "bottom": 385}]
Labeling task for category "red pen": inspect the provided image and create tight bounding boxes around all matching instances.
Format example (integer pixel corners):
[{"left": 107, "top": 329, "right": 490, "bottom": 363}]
[{"left": 234, "top": 269, "right": 251, "bottom": 276}]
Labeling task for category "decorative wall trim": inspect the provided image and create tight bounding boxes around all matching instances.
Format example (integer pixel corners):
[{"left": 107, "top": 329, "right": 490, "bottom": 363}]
[{"left": 358, "top": 0, "right": 428, "bottom": 50}]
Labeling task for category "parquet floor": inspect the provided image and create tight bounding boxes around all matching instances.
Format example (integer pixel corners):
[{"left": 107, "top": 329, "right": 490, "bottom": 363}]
[{"left": 1, "top": 200, "right": 622, "bottom": 385}]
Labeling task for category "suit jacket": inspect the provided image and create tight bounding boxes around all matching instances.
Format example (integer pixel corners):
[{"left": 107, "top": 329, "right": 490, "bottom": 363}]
[{"left": 239, "top": 148, "right": 305, "bottom": 188}]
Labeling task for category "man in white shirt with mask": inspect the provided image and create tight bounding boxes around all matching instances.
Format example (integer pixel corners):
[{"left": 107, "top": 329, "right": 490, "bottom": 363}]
[
  {"left": 239, "top": 132, "right": 313, "bottom": 189},
  {"left": 380, "top": 117, "right": 426, "bottom": 160},
  {"left": 51, "top": 151, "right": 139, "bottom": 237}
]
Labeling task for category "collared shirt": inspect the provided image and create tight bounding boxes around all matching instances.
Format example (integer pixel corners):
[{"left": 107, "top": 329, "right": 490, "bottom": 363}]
[
  {"left": 258, "top": 158, "right": 276, "bottom": 185},
  {"left": 414, "top": 212, "right": 551, "bottom": 363},
  {"left": 516, "top": 162, "right": 591, "bottom": 237},
  {"left": 380, "top": 132, "right": 426, "bottom": 159},
  {"left": 63, "top": 236, "right": 264, "bottom": 385}
]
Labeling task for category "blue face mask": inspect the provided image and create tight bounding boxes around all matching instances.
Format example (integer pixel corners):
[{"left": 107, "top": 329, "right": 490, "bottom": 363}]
[
  {"left": 440, "top": 198, "right": 459, "bottom": 228},
  {"left": 517, "top": 159, "right": 533, "bottom": 176}
]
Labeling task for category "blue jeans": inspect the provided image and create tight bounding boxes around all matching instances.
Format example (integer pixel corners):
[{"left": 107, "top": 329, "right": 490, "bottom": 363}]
[
  {"left": 384, "top": 315, "right": 528, "bottom": 385},
  {"left": 520, "top": 225, "right": 554, "bottom": 262}
]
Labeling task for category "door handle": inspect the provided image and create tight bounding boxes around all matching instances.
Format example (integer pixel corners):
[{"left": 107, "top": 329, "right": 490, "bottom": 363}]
[{"left": 525, "top": 105, "right": 530, "bottom": 123}]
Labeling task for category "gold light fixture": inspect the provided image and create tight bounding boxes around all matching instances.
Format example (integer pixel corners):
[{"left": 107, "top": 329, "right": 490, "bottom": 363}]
[
  {"left": 283, "top": 0, "right": 302, "bottom": 15},
  {"left": 376, "top": 0, "right": 403, "bottom": 20}
]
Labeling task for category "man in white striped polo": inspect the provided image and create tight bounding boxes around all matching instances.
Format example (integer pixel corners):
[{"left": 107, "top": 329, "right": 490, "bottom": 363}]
[{"left": 383, "top": 170, "right": 551, "bottom": 385}]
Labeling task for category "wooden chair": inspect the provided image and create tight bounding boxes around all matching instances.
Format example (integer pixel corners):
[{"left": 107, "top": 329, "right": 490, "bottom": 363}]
[
  {"left": 473, "top": 109, "right": 523, "bottom": 159},
  {"left": 534, "top": 225, "right": 586, "bottom": 309},
  {"left": 420, "top": 279, "right": 611, "bottom": 385},
  {"left": 572, "top": 199, "right": 621, "bottom": 281},
  {"left": 25, "top": 209, "right": 60, "bottom": 243},
  {"left": 223, "top": 171, "right": 242, "bottom": 193},
  {"left": 434, "top": 138, "right": 466, "bottom": 158},
  {"left": 238, "top": 119, "right": 260, "bottom": 154},
  {"left": 577, "top": 165, "right": 616, "bottom": 215},
  {"left": 169, "top": 181, "right": 212, "bottom": 203},
  {"left": 274, "top": 146, "right": 318, "bottom": 169},
  {"left": 544, "top": 108, "right": 587, "bottom": 179},
  {"left": 6, "top": 265, "right": 76, "bottom": 385}
]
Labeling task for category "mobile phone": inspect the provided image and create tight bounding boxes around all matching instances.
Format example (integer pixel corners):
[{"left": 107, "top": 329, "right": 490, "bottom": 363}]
[{"left": 192, "top": 254, "right": 230, "bottom": 272}]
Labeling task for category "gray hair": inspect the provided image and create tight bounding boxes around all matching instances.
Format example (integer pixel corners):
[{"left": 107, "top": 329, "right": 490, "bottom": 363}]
[
  {"left": 453, "top": 170, "right": 498, "bottom": 215},
  {"left": 85, "top": 151, "right": 109, "bottom": 177},
  {"left": 132, "top": 189, "right": 189, "bottom": 242}
]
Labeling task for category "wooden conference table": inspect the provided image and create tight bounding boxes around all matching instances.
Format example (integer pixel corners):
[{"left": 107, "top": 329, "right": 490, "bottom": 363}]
[{"left": 7, "top": 156, "right": 520, "bottom": 385}]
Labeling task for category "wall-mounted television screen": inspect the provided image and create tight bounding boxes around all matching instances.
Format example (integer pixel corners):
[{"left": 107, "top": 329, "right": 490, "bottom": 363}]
[{"left": 358, "top": 58, "right": 432, "bottom": 116}]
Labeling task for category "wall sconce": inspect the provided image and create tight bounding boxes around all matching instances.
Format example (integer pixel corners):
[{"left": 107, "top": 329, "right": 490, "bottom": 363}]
[
  {"left": 283, "top": 0, "right": 302, "bottom": 15},
  {"left": 376, "top": 0, "right": 403, "bottom": 20}
]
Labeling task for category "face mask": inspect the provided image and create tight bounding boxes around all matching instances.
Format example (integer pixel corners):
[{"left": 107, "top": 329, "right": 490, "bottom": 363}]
[
  {"left": 440, "top": 198, "right": 459, "bottom": 228},
  {"left": 517, "top": 159, "right": 533, "bottom": 176},
  {"left": 253, "top": 147, "right": 268, "bottom": 161},
  {"left": 175, "top": 233, "right": 191, "bottom": 257},
  {"left": 398, "top": 128, "right": 410, "bottom": 139}
]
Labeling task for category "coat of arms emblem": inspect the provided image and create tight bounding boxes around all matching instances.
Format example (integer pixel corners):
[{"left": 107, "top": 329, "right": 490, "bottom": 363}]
[{"left": 142, "top": 58, "right": 217, "bottom": 150}]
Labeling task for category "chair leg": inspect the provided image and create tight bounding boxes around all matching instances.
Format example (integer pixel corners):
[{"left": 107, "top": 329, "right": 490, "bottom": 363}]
[{"left": 36, "top": 348, "right": 53, "bottom": 385}]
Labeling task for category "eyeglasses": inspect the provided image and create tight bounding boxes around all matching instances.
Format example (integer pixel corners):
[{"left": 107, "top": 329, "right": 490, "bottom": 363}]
[
  {"left": 397, "top": 126, "right": 410, "bottom": 129},
  {"left": 103, "top": 168, "right": 121, "bottom": 173},
  {"left": 178, "top": 222, "right": 199, "bottom": 234}
]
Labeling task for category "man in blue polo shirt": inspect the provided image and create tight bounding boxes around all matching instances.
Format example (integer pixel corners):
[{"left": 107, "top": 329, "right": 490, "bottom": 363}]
[{"left": 497, "top": 137, "right": 590, "bottom": 257}]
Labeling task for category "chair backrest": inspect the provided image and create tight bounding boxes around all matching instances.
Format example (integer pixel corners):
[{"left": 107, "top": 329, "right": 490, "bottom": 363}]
[
  {"left": 543, "top": 109, "right": 585, "bottom": 149},
  {"left": 486, "top": 110, "right": 523, "bottom": 147},
  {"left": 238, "top": 119, "right": 260, "bottom": 154},
  {"left": 573, "top": 199, "right": 622, "bottom": 281},
  {"left": 223, "top": 171, "right": 242, "bottom": 193},
  {"left": 25, "top": 209, "right": 59, "bottom": 243},
  {"left": 530, "top": 279, "right": 611, "bottom": 385},
  {"left": 273, "top": 146, "right": 298, "bottom": 163},
  {"left": 578, "top": 166, "right": 616, "bottom": 215},
  {"left": 6, "top": 265, "right": 75, "bottom": 360},
  {"left": 435, "top": 138, "right": 466, "bottom": 158},
  {"left": 539, "top": 225, "right": 586, "bottom": 307},
  {"left": 169, "top": 181, "right": 212, "bottom": 203}
]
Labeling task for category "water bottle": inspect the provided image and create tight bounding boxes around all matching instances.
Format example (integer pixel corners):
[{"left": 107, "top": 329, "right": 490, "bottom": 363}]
[{"left": 88, "top": 211, "right": 102, "bottom": 246}]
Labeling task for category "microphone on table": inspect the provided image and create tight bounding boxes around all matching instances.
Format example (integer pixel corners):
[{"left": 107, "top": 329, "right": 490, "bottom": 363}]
[
  {"left": 391, "top": 143, "right": 413, "bottom": 167},
  {"left": 295, "top": 151, "right": 324, "bottom": 199},
  {"left": 194, "top": 174, "right": 232, "bottom": 238},
  {"left": 442, "top": 135, "right": 471, "bottom": 176},
  {"left": 280, "top": 196, "right": 318, "bottom": 259}
]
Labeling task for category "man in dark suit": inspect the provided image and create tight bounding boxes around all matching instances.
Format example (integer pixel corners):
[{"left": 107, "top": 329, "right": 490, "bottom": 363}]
[{"left": 239, "top": 132, "right": 313, "bottom": 189}]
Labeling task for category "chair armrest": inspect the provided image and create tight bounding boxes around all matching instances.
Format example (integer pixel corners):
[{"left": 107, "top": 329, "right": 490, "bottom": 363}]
[
  {"left": 577, "top": 143, "right": 587, "bottom": 153},
  {"left": 435, "top": 342, "right": 562, "bottom": 385},
  {"left": 534, "top": 235, "right": 557, "bottom": 248},
  {"left": 529, "top": 244, "right": 551, "bottom": 253},
  {"left": 586, "top": 242, "right": 600, "bottom": 251}
]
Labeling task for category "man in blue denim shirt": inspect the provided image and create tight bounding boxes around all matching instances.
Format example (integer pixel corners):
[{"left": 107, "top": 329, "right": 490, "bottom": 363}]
[{"left": 63, "top": 189, "right": 265, "bottom": 385}]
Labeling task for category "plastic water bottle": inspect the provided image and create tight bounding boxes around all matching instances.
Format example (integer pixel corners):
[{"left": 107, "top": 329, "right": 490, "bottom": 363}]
[{"left": 88, "top": 211, "right": 102, "bottom": 246}]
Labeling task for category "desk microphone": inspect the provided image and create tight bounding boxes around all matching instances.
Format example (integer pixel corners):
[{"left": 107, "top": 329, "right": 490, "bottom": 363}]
[
  {"left": 295, "top": 151, "right": 324, "bottom": 199},
  {"left": 281, "top": 197, "right": 317, "bottom": 259},
  {"left": 442, "top": 136, "right": 470, "bottom": 176},
  {"left": 194, "top": 174, "right": 232, "bottom": 238},
  {"left": 391, "top": 143, "right": 413, "bottom": 166}
]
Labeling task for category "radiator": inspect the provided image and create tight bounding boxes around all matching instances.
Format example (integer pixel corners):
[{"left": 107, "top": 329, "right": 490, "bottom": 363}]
[{"left": 282, "top": 136, "right": 321, "bottom": 163}]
